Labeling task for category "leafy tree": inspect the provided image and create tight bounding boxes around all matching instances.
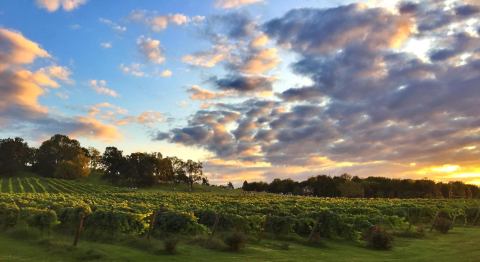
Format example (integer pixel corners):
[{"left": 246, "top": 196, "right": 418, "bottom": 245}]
[
  {"left": 86, "top": 147, "right": 101, "bottom": 170},
  {"left": 101, "top": 147, "right": 128, "bottom": 184},
  {"left": 184, "top": 160, "right": 203, "bottom": 191},
  {"left": 34, "top": 134, "right": 90, "bottom": 179},
  {"left": 0, "top": 137, "right": 34, "bottom": 177}
]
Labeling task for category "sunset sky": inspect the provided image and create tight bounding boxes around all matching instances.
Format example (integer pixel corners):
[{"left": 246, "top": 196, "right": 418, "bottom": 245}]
[{"left": 0, "top": 0, "right": 479, "bottom": 185}]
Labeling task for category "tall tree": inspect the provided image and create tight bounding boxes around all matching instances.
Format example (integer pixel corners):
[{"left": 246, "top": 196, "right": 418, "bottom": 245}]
[
  {"left": 0, "top": 137, "right": 33, "bottom": 177},
  {"left": 35, "top": 134, "right": 90, "bottom": 179},
  {"left": 184, "top": 160, "right": 203, "bottom": 191}
]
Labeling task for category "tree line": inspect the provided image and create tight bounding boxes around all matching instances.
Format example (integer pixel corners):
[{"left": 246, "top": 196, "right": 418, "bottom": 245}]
[
  {"left": 242, "top": 174, "right": 480, "bottom": 199},
  {"left": 0, "top": 135, "right": 206, "bottom": 189}
]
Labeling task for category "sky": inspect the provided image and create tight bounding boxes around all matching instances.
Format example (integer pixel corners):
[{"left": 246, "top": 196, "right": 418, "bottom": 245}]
[{"left": 0, "top": 0, "right": 479, "bottom": 186}]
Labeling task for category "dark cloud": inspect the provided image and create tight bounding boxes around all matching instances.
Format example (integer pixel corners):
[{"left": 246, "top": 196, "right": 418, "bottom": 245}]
[
  {"left": 211, "top": 75, "right": 273, "bottom": 92},
  {"left": 157, "top": 1, "right": 480, "bottom": 181}
]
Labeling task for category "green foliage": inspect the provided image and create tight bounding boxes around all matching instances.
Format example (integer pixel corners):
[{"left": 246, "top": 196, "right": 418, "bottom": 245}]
[
  {"left": 85, "top": 210, "right": 148, "bottom": 238},
  {"left": 164, "top": 237, "right": 179, "bottom": 254},
  {"left": 364, "top": 225, "right": 393, "bottom": 250},
  {"left": 433, "top": 210, "right": 453, "bottom": 234},
  {"left": 0, "top": 203, "right": 19, "bottom": 229},
  {"left": 224, "top": 231, "right": 246, "bottom": 252},
  {"left": 154, "top": 210, "right": 206, "bottom": 236}
]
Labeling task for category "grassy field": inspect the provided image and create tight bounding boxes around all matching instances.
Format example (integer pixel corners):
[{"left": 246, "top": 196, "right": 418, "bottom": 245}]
[
  {"left": 0, "top": 177, "right": 126, "bottom": 193},
  {"left": 0, "top": 227, "right": 479, "bottom": 262}
]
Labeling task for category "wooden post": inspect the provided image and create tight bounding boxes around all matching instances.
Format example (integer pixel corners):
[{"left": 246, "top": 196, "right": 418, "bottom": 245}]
[
  {"left": 210, "top": 213, "right": 220, "bottom": 239},
  {"left": 308, "top": 217, "right": 321, "bottom": 242},
  {"left": 147, "top": 210, "right": 162, "bottom": 241},
  {"left": 73, "top": 212, "right": 85, "bottom": 247},
  {"left": 472, "top": 207, "right": 480, "bottom": 225},
  {"left": 430, "top": 212, "right": 439, "bottom": 232}
]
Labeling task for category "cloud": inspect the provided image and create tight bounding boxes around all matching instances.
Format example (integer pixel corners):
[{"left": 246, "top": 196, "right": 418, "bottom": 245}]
[
  {"left": 129, "top": 10, "right": 204, "bottom": 32},
  {"left": 119, "top": 63, "right": 146, "bottom": 77},
  {"left": 116, "top": 111, "right": 165, "bottom": 126},
  {"left": 240, "top": 47, "right": 280, "bottom": 74},
  {"left": 100, "top": 42, "right": 112, "bottom": 49},
  {"left": 0, "top": 28, "right": 50, "bottom": 69},
  {"left": 159, "top": 69, "right": 172, "bottom": 78},
  {"left": 212, "top": 75, "right": 274, "bottom": 93},
  {"left": 36, "top": 0, "right": 87, "bottom": 12},
  {"left": 187, "top": 85, "right": 230, "bottom": 100},
  {"left": 87, "top": 103, "right": 164, "bottom": 127},
  {"left": 182, "top": 43, "right": 232, "bottom": 68},
  {"left": 215, "top": 0, "right": 263, "bottom": 9},
  {"left": 0, "top": 28, "right": 119, "bottom": 142},
  {"left": 99, "top": 18, "right": 127, "bottom": 33},
  {"left": 89, "top": 80, "right": 119, "bottom": 97},
  {"left": 137, "top": 36, "right": 165, "bottom": 64},
  {"left": 156, "top": 1, "right": 480, "bottom": 184}
]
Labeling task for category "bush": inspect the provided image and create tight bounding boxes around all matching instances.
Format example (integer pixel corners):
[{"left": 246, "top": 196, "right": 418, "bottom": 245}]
[
  {"left": 364, "top": 225, "right": 393, "bottom": 250},
  {"left": 85, "top": 210, "right": 147, "bottom": 239},
  {"left": 433, "top": 217, "right": 453, "bottom": 234},
  {"left": 224, "top": 232, "right": 246, "bottom": 252},
  {"left": 154, "top": 211, "right": 206, "bottom": 236},
  {"left": 27, "top": 209, "right": 58, "bottom": 233},
  {"left": 264, "top": 216, "right": 295, "bottom": 236},
  {"left": 164, "top": 238, "right": 179, "bottom": 254},
  {"left": 433, "top": 210, "right": 453, "bottom": 234},
  {"left": 0, "top": 203, "right": 19, "bottom": 229}
]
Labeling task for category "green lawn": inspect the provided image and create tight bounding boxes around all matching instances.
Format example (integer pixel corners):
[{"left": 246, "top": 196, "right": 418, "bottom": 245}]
[{"left": 1, "top": 227, "right": 479, "bottom": 262}]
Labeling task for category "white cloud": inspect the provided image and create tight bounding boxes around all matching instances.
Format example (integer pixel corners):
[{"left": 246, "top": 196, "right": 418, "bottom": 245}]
[
  {"left": 89, "top": 80, "right": 119, "bottom": 97},
  {"left": 120, "top": 63, "right": 146, "bottom": 77},
  {"left": 137, "top": 36, "right": 165, "bottom": 64},
  {"left": 159, "top": 69, "right": 172, "bottom": 78},
  {"left": 100, "top": 42, "right": 112, "bottom": 49},
  {"left": 214, "top": 0, "right": 263, "bottom": 9},
  {"left": 36, "top": 0, "right": 87, "bottom": 12},
  {"left": 129, "top": 10, "right": 204, "bottom": 32},
  {"left": 99, "top": 18, "right": 127, "bottom": 33}
]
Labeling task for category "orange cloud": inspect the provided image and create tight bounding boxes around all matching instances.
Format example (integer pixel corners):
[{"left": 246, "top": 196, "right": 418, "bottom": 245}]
[
  {"left": 241, "top": 48, "right": 280, "bottom": 74},
  {"left": 72, "top": 116, "right": 122, "bottom": 141},
  {"left": 0, "top": 28, "right": 50, "bottom": 69},
  {"left": 215, "top": 0, "right": 263, "bottom": 9}
]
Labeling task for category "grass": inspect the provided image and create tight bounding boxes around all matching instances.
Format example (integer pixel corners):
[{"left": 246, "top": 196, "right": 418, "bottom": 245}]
[
  {"left": 0, "top": 227, "right": 479, "bottom": 261},
  {"left": 0, "top": 177, "right": 126, "bottom": 193}
]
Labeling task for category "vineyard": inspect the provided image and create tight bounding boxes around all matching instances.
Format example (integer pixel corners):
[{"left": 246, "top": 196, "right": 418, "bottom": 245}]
[
  {"left": 0, "top": 177, "right": 125, "bottom": 193},
  {"left": 1, "top": 191, "right": 480, "bottom": 240}
]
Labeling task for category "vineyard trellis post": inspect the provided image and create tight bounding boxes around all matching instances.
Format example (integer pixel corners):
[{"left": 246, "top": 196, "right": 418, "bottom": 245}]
[
  {"left": 209, "top": 212, "right": 220, "bottom": 239},
  {"left": 308, "top": 217, "right": 321, "bottom": 242},
  {"left": 73, "top": 212, "right": 85, "bottom": 247},
  {"left": 147, "top": 210, "right": 160, "bottom": 241}
]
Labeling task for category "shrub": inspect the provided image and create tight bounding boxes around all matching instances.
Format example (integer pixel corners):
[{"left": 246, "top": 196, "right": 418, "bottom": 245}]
[
  {"left": 224, "top": 232, "right": 246, "bottom": 252},
  {"left": 85, "top": 210, "right": 147, "bottom": 239},
  {"left": 154, "top": 211, "right": 206, "bottom": 236},
  {"left": 57, "top": 205, "right": 92, "bottom": 234},
  {"left": 264, "top": 216, "right": 295, "bottom": 236},
  {"left": 0, "top": 203, "right": 19, "bottom": 229},
  {"left": 364, "top": 225, "right": 393, "bottom": 250},
  {"left": 433, "top": 210, "right": 453, "bottom": 234},
  {"left": 433, "top": 217, "right": 453, "bottom": 233},
  {"left": 164, "top": 238, "right": 179, "bottom": 254},
  {"left": 27, "top": 209, "right": 58, "bottom": 233}
]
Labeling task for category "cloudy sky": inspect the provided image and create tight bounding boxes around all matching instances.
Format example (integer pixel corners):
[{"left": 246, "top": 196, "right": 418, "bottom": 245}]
[{"left": 1, "top": 0, "right": 479, "bottom": 185}]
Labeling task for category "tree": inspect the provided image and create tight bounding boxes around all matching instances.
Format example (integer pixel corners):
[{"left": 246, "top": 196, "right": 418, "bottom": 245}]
[
  {"left": 126, "top": 153, "right": 158, "bottom": 187},
  {"left": 0, "top": 137, "right": 33, "bottom": 177},
  {"left": 227, "top": 182, "right": 234, "bottom": 189},
  {"left": 34, "top": 134, "right": 90, "bottom": 179},
  {"left": 86, "top": 147, "right": 101, "bottom": 171},
  {"left": 101, "top": 147, "right": 127, "bottom": 184},
  {"left": 184, "top": 160, "right": 203, "bottom": 191}
]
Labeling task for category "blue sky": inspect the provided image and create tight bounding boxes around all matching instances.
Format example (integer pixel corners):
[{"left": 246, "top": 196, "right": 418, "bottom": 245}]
[{"left": 1, "top": 0, "right": 479, "bottom": 185}]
